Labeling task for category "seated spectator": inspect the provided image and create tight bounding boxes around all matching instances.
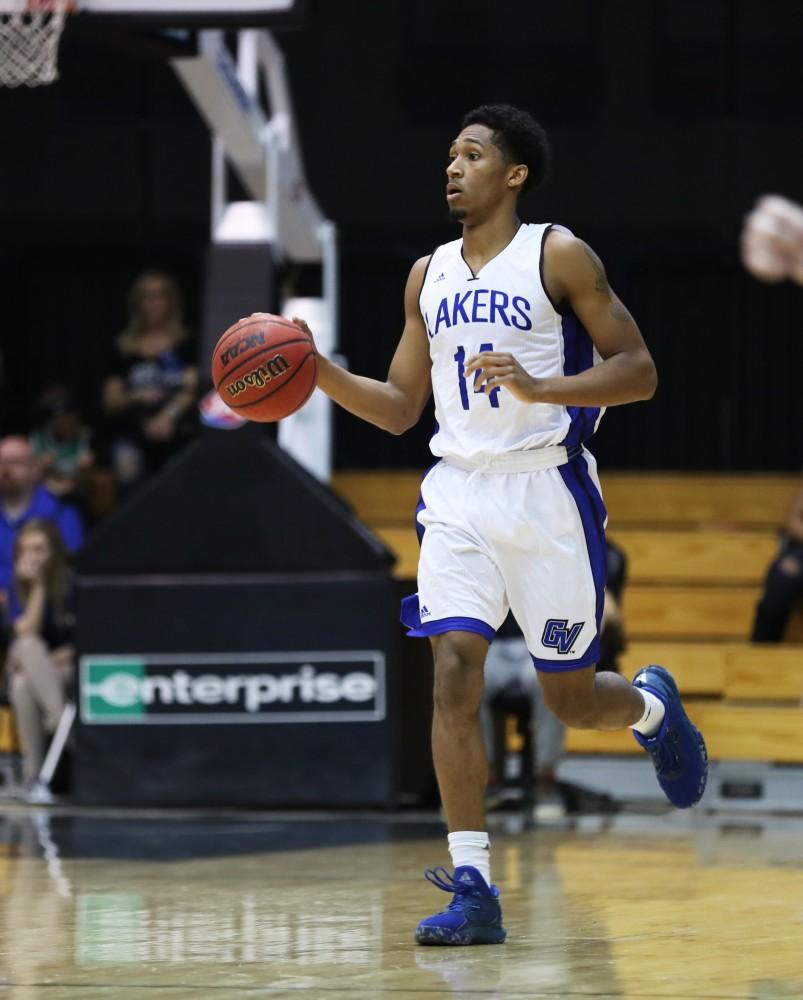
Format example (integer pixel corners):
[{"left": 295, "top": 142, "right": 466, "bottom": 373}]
[
  {"left": 599, "top": 538, "right": 628, "bottom": 673},
  {"left": 101, "top": 270, "right": 198, "bottom": 494},
  {"left": 751, "top": 481, "right": 803, "bottom": 641},
  {"left": 4, "top": 520, "right": 75, "bottom": 800},
  {"left": 0, "top": 436, "right": 84, "bottom": 593},
  {"left": 30, "top": 384, "right": 95, "bottom": 510},
  {"left": 480, "top": 616, "right": 565, "bottom": 796}
]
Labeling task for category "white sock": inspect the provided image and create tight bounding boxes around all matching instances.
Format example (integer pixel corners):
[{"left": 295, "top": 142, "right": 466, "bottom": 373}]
[
  {"left": 447, "top": 830, "right": 491, "bottom": 885},
  {"left": 630, "top": 688, "right": 666, "bottom": 737}
]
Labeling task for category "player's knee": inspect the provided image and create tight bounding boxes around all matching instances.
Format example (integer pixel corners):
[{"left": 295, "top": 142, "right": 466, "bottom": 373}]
[{"left": 432, "top": 641, "right": 484, "bottom": 716}]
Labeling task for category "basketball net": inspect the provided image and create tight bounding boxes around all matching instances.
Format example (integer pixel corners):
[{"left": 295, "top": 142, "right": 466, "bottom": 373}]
[{"left": 0, "top": 0, "right": 72, "bottom": 88}]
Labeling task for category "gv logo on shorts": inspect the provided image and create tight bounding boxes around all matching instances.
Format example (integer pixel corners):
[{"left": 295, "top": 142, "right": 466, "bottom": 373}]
[{"left": 541, "top": 619, "right": 585, "bottom": 654}]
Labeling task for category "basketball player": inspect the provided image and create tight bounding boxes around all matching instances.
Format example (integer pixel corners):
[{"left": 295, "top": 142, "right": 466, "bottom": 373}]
[{"left": 293, "top": 104, "right": 708, "bottom": 945}]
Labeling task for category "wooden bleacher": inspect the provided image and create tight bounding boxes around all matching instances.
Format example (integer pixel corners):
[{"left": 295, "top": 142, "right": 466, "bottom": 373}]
[
  {"left": 332, "top": 471, "right": 798, "bottom": 531},
  {"left": 332, "top": 469, "right": 803, "bottom": 763},
  {"left": 0, "top": 706, "right": 18, "bottom": 755}
]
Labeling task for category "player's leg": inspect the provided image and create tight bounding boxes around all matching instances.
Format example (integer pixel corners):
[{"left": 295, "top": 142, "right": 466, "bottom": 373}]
[
  {"left": 401, "top": 462, "right": 507, "bottom": 945},
  {"left": 479, "top": 635, "right": 527, "bottom": 790},
  {"left": 535, "top": 663, "right": 644, "bottom": 730},
  {"left": 536, "top": 662, "right": 707, "bottom": 808},
  {"left": 414, "top": 628, "right": 505, "bottom": 945},
  {"left": 430, "top": 630, "right": 489, "bottom": 832},
  {"left": 510, "top": 450, "right": 707, "bottom": 808}
]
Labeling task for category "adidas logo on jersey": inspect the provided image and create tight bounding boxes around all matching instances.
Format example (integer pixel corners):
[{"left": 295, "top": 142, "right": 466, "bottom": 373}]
[
  {"left": 433, "top": 272, "right": 445, "bottom": 282},
  {"left": 420, "top": 605, "right": 432, "bottom": 618}
]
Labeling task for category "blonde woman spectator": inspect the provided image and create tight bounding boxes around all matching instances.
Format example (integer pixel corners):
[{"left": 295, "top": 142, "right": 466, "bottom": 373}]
[
  {"left": 5, "top": 520, "right": 75, "bottom": 799},
  {"left": 102, "top": 270, "right": 198, "bottom": 492}
]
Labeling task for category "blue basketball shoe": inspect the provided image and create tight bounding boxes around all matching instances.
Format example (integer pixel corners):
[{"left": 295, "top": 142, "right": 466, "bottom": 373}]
[
  {"left": 632, "top": 664, "right": 708, "bottom": 808},
  {"left": 415, "top": 866, "right": 506, "bottom": 946}
]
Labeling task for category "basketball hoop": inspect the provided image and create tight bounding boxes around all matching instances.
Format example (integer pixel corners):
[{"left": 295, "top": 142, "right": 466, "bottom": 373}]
[{"left": 0, "top": 0, "right": 73, "bottom": 88}]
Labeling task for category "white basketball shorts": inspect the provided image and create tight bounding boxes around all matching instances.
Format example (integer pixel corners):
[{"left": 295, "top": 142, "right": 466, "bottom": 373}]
[{"left": 400, "top": 446, "right": 607, "bottom": 671}]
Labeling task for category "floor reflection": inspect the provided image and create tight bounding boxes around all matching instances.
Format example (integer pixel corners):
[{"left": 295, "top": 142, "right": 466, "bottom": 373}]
[
  {"left": 0, "top": 808, "right": 800, "bottom": 998},
  {"left": 0, "top": 808, "right": 445, "bottom": 861}
]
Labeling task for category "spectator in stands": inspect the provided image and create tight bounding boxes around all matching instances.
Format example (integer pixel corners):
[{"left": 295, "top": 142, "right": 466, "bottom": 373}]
[
  {"left": 599, "top": 539, "right": 628, "bottom": 673},
  {"left": 0, "top": 436, "right": 84, "bottom": 593},
  {"left": 4, "top": 520, "right": 75, "bottom": 800},
  {"left": 751, "top": 481, "right": 803, "bottom": 642},
  {"left": 480, "top": 615, "right": 566, "bottom": 797},
  {"left": 101, "top": 270, "right": 199, "bottom": 493},
  {"left": 481, "top": 541, "right": 628, "bottom": 805},
  {"left": 30, "top": 384, "right": 95, "bottom": 511}
]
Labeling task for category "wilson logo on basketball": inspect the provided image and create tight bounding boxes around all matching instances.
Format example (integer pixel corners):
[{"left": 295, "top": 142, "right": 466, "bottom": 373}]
[
  {"left": 226, "top": 353, "right": 292, "bottom": 398},
  {"left": 219, "top": 331, "right": 266, "bottom": 366}
]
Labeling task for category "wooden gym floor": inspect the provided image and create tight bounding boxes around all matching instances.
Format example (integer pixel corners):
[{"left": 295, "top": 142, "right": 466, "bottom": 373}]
[{"left": 0, "top": 806, "right": 801, "bottom": 999}]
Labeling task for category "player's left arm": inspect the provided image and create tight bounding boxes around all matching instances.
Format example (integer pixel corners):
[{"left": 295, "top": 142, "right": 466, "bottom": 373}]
[{"left": 466, "top": 231, "right": 657, "bottom": 406}]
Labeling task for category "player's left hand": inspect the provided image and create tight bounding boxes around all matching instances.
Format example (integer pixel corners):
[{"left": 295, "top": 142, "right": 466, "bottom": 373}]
[{"left": 464, "top": 351, "right": 541, "bottom": 403}]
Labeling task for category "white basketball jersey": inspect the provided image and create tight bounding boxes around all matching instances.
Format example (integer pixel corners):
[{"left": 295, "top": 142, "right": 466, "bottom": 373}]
[{"left": 419, "top": 222, "right": 605, "bottom": 462}]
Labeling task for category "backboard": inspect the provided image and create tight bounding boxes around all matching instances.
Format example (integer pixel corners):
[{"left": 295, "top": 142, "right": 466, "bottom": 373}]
[
  {"left": 81, "top": 0, "right": 303, "bottom": 20},
  {"left": 0, "top": 0, "right": 305, "bottom": 87},
  {"left": 0, "top": 0, "right": 305, "bottom": 25}
]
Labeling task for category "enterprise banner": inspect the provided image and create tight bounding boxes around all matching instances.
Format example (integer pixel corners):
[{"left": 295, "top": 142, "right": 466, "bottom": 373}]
[{"left": 80, "top": 651, "right": 386, "bottom": 725}]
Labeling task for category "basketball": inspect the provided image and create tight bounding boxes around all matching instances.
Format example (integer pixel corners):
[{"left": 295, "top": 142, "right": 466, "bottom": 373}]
[{"left": 211, "top": 313, "right": 317, "bottom": 423}]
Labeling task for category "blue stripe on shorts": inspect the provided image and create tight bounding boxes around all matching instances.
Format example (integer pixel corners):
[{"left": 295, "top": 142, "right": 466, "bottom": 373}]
[{"left": 535, "top": 452, "right": 607, "bottom": 670}]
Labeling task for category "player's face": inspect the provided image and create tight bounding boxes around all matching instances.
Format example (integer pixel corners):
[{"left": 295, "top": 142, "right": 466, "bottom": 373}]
[{"left": 446, "top": 125, "right": 512, "bottom": 223}]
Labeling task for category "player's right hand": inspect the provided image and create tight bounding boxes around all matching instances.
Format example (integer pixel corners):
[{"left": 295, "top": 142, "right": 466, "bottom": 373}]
[{"left": 238, "top": 313, "right": 319, "bottom": 353}]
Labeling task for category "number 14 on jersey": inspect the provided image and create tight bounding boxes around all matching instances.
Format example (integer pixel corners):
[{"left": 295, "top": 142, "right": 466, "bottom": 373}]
[{"left": 454, "top": 343, "right": 500, "bottom": 410}]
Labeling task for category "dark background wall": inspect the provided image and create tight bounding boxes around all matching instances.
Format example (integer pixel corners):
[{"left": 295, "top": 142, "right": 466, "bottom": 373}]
[{"left": 0, "top": 0, "right": 800, "bottom": 470}]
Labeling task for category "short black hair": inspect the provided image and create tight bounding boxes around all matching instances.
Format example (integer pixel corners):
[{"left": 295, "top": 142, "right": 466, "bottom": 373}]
[{"left": 461, "top": 104, "right": 550, "bottom": 193}]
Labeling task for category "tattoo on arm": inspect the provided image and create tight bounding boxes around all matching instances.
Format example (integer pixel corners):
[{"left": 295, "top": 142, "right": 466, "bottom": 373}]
[
  {"left": 582, "top": 241, "right": 635, "bottom": 323},
  {"left": 581, "top": 242, "right": 609, "bottom": 293}
]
